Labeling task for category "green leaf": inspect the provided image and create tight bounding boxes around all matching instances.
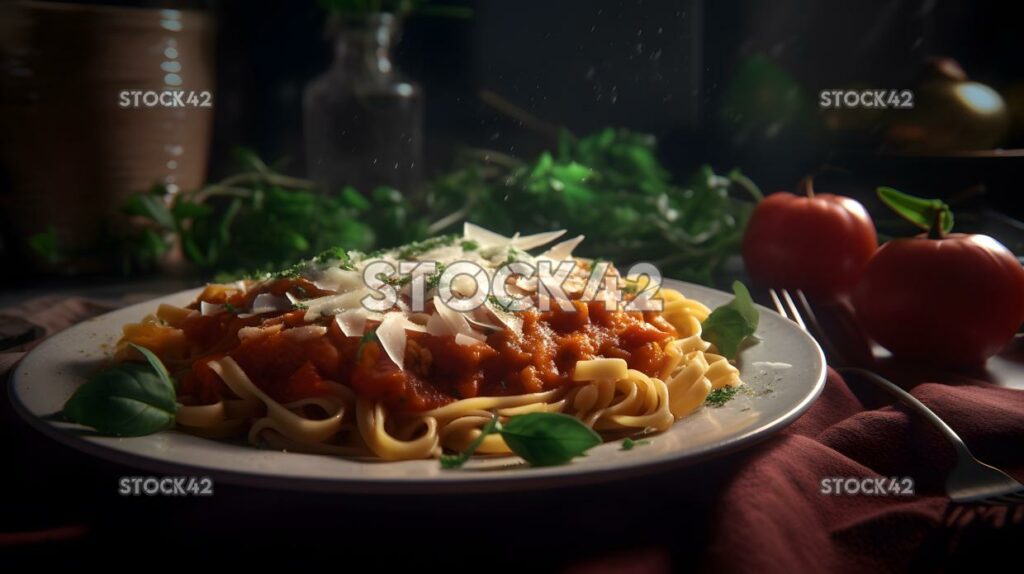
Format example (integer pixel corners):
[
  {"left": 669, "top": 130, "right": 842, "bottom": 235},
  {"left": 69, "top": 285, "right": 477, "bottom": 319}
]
[
  {"left": 498, "top": 412, "right": 602, "bottom": 467},
  {"left": 339, "top": 186, "right": 371, "bottom": 211},
  {"left": 877, "top": 187, "right": 954, "bottom": 234},
  {"left": 232, "top": 146, "right": 269, "bottom": 174},
  {"left": 171, "top": 200, "right": 214, "bottom": 220},
  {"left": 124, "top": 194, "right": 175, "bottom": 229},
  {"left": 27, "top": 227, "right": 62, "bottom": 264},
  {"left": 128, "top": 343, "right": 174, "bottom": 390},
  {"left": 701, "top": 281, "right": 759, "bottom": 359},
  {"left": 62, "top": 363, "right": 177, "bottom": 437}
]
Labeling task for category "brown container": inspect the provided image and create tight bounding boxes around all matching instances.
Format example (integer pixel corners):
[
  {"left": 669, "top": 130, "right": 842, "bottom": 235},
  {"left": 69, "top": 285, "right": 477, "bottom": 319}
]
[{"left": 0, "top": 1, "right": 215, "bottom": 273}]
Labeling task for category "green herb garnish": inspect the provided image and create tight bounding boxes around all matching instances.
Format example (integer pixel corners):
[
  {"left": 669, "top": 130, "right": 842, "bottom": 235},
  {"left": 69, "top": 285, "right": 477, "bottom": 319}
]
[
  {"left": 61, "top": 343, "right": 177, "bottom": 437},
  {"left": 487, "top": 295, "right": 517, "bottom": 312},
  {"left": 356, "top": 328, "right": 378, "bottom": 361},
  {"left": 620, "top": 437, "right": 651, "bottom": 450},
  {"left": 441, "top": 412, "right": 601, "bottom": 469},
  {"left": 396, "top": 234, "right": 459, "bottom": 260},
  {"left": 700, "top": 281, "right": 759, "bottom": 359},
  {"left": 705, "top": 386, "right": 740, "bottom": 407}
]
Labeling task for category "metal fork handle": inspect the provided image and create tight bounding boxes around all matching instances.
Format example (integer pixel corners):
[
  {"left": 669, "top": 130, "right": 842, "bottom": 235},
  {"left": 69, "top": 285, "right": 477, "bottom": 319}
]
[{"left": 839, "top": 367, "right": 974, "bottom": 461}]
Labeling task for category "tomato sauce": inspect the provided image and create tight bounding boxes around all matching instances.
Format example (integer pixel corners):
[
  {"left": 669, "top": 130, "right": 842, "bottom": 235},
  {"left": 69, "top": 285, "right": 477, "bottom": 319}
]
[{"left": 180, "top": 280, "right": 678, "bottom": 413}]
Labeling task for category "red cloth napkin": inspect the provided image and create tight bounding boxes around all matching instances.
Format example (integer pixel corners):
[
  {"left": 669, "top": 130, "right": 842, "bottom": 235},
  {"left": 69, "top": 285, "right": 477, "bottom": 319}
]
[{"left": 702, "top": 369, "right": 1024, "bottom": 572}]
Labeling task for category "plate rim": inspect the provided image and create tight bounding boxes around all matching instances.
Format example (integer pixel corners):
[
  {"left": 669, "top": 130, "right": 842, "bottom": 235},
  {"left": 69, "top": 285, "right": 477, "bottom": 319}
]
[{"left": 8, "top": 280, "right": 827, "bottom": 493}]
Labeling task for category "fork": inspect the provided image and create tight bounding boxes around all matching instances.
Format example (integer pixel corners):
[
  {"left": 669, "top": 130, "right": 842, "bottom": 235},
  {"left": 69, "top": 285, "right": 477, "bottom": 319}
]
[{"left": 770, "top": 287, "right": 1024, "bottom": 506}]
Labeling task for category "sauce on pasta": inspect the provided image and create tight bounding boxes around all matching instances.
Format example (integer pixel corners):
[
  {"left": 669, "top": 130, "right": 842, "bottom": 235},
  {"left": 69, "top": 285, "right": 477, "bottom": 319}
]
[{"left": 178, "top": 280, "right": 679, "bottom": 413}]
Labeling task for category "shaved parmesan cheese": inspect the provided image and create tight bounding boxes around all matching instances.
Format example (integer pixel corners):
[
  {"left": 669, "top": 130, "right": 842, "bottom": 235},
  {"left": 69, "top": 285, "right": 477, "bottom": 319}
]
[
  {"left": 512, "top": 229, "right": 567, "bottom": 251},
  {"left": 200, "top": 301, "right": 225, "bottom": 316},
  {"left": 455, "top": 333, "right": 482, "bottom": 347},
  {"left": 482, "top": 299, "right": 523, "bottom": 334},
  {"left": 463, "top": 222, "right": 512, "bottom": 247},
  {"left": 466, "top": 313, "right": 503, "bottom": 333},
  {"left": 302, "top": 289, "right": 369, "bottom": 321},
  {"left": 335, "top": 309, "right": 368, "bottom": 338},
  {"left": 432, "top": 297, "right": 480, "bottom": 338},
  {"left": 312, "top": 267, "right": 362, "bottom": 293},
  {"left": 538, "top": 235, "right": 584, "bottom": 261},
  {"left": 334, "top": 308, "right": 387, "bottom": 337},
  {"left": 375, "top": 313, "right": 408, "bottom": 370},
  {"left": 239, "top": 293, "right": 292, "bottom": 318}
]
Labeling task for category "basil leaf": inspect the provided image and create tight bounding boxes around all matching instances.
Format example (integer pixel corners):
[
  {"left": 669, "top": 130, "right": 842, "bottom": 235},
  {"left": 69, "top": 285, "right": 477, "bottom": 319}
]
[
  {"left": 128, "top": 343, "right": 175, "bottom": 390},
  {"left": 877, "top": 186, "right": 954, "bottom": 234},
  {"left": 498, "top": 413, "right": 602, "bottom": 467},
  {"left": 63, "top": 363, "right": 177, "bottom": 437},
  {"left": 701, "top": 281, "right": 759, "bottom": 359}
]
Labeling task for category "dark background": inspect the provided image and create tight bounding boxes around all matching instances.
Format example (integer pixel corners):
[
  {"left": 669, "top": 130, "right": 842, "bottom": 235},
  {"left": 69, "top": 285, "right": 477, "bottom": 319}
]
[{"left": 35, "top": 0, "right": 1019, "bottom": 192}]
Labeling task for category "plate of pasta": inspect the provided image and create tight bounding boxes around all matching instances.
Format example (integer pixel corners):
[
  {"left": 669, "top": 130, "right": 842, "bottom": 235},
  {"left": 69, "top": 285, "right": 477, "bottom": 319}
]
[{"left": 10, "top": 224, "right": 826, "bottom": 492}]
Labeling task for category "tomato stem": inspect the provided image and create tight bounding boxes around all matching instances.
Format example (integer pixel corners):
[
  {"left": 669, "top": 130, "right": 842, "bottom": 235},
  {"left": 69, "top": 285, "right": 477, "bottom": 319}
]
[
  {"left": 927, "top": 207, "right": 945, "bottom": 239},
  {"left": 798, "top": 176, "right": 815, "bottom": 199}
]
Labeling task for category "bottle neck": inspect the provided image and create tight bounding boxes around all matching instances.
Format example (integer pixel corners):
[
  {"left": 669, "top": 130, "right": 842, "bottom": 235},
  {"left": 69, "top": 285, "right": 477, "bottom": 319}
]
[{"left": 331, "top": 14, "right": 398, "bottom": 76}]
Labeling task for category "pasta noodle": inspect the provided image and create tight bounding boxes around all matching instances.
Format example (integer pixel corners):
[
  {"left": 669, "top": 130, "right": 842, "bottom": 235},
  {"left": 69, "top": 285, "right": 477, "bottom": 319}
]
[{"left": 116, "top": 225, "right": 745, "bottom": 462}]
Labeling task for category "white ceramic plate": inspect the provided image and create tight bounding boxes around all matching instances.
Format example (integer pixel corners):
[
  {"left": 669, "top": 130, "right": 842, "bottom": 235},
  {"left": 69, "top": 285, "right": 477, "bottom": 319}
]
[{"left": 9, "top": 279, "right": 826, "bottom": 493}]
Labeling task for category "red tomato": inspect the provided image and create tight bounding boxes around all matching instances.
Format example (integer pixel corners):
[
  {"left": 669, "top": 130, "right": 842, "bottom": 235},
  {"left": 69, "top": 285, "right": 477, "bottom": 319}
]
[
  {"left": 852, "top": 233, "right": 1024, "bottom": 367},
  {"left": 742, "top": 186, "right": 878, "bottom": 299}
]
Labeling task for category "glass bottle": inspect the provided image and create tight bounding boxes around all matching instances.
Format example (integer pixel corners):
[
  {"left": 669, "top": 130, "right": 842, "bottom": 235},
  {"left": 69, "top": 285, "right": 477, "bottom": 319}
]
[{"left": 303, "top": 13, "right": 423, "bottom": 196}]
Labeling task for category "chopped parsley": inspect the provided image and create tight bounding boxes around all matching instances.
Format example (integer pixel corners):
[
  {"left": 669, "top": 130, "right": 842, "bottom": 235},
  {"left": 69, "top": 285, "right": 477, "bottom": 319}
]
[
  {"left": 396, "top": 234, "right": 458, "bottom": 260},
  {"left": 705, "top": 386, "right": 739, "bottom": 408},
  {"left": 460, "top": 239, "right": 480, "bottom": 251},
  {"left": 356, "top": 328, "right": 378, "bottom": 361},
  {"left": 425, "top": 263, "right": 446, "bottom": 289},
  {"left": 504, "top": 247, "right": 519, "bottom": 265},
  {"left": 620, "top": 438, "right": 651, "bottom": 450},
  {"left": 223, "top": 302, "right": 239, "bottom": 314},
  {"left": 313, "top": 246, "right": 353, "bottom": 269},
  {"left": 376, "top": 272, "right": 412, "bottom": 287},
  {"left": 487, "top": 295, "right": 518, "bottom": 312}
]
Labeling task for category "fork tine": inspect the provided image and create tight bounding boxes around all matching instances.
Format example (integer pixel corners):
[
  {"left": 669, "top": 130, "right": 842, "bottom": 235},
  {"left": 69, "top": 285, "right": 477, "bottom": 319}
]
[
  {"left": 769, "top": 289, "right": 790, "bottom": 322},
  {"left": 780, "top": 289, "right": 807, "bottom": 332},
  {"left": 791, "top": 289, "right": 848, "bottom": 365}
]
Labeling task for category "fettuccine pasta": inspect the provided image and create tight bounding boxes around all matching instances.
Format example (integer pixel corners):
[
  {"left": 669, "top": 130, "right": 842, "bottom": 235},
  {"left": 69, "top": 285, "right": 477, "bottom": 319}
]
[{"left": 114, "top": 224, "right": 744, "bottom": 461}]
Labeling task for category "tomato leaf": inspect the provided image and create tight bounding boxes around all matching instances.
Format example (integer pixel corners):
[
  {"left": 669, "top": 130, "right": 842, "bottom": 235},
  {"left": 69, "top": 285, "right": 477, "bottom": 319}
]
[
  {"left": 701, "top": 281, "right": 759, "bottom": 359},
  {"left": 498, "top": 413, "right": 602, "bottom": 467},
  {"left": 877, "top": 187, "right": 954, "bottom": 234},
  {"left": 62, "top": 363, "right": 177, "bottom": 437}
]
